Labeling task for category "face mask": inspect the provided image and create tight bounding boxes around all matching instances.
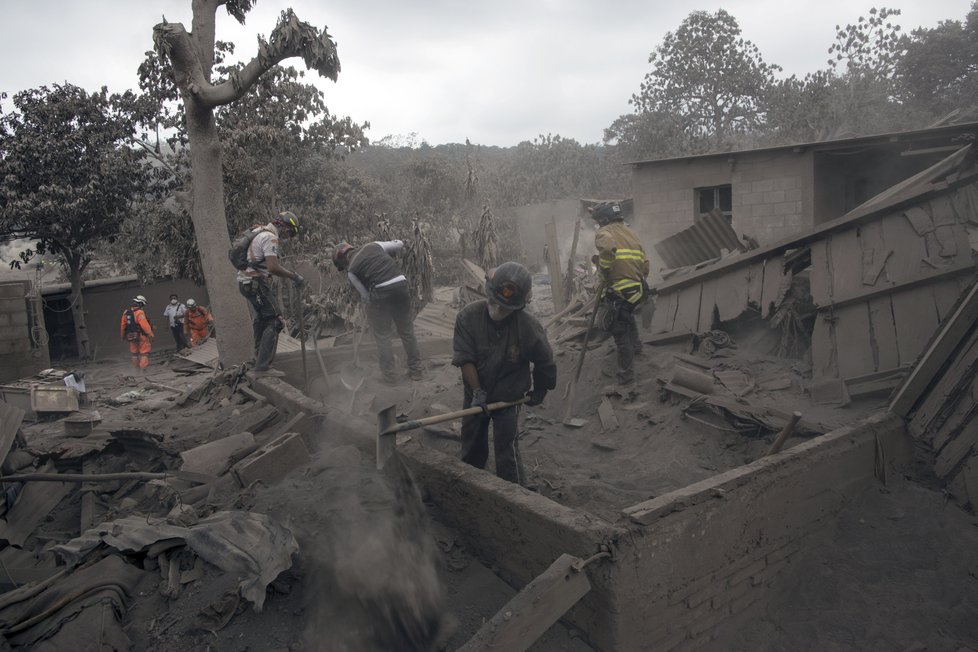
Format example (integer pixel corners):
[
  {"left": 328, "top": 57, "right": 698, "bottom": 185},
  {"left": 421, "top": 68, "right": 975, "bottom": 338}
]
[
  {"left": 487, "top": 302, "right": 514, "bottom": 322},
  {"left": 170, "top": 299, "right": 178, "bottom": 305}
]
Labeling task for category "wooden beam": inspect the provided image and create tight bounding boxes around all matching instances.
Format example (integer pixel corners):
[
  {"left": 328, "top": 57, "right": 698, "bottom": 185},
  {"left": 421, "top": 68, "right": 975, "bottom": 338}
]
[
  {"left": 890, "top": 279, "right": 978, "bottom": 416},
  {"left": 901, "top": 145, "right": 962, "bottom": 157},
  {"left": 457, "top": 553, "right": 591, "bottom": 652},
  {"left": 563, "top": 219, "right": 582, "bottom": 306},
  {"left": 817, "top": 263, "right": 974, "bottom": 311},
  {"left": 545, "top": 220, "right": 566, "bottom": 313}
]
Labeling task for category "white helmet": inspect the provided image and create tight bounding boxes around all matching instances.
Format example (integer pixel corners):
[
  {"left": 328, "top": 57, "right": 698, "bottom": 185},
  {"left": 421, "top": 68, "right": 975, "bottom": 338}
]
[
  {"left": 186, "top": 298, "right": 197, "bottom": 308},
  {"left": 133, "top": 295, "right": 147, "bottom": 306}
]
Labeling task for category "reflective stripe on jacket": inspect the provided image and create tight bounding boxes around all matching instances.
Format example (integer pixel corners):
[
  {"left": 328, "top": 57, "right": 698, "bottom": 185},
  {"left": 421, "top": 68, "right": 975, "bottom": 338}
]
[{"left": 594, "top": 222, "right": 649, "bottom": 303}]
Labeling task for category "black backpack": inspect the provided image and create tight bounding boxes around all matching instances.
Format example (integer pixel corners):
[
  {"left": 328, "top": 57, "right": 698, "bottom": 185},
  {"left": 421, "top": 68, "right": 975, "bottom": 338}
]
[
  {"left": 228, "top": 229, "right": 262, "bottom": 271},
  {"left": 123, "top": 308, "right": 145, "bottom": 340}
]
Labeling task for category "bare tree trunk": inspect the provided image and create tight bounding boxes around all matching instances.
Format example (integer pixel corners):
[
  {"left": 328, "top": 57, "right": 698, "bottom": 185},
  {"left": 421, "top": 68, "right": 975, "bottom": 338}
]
[
  {"left": 67, "top": 258, "right": 91, "bottom": 360},
  {"left": 184, "top": 102, "right": 253, "bottom": 367}
]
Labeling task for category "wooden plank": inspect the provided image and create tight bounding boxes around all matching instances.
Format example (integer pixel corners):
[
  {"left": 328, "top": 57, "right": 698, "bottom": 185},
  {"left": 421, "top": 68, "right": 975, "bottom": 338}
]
[
  {"left": 880, "top": 211, "right": 929, "bottom": 285},
  {"left": 672, "top": 284, "right": 702, "bottom": 333},
  {"left": 715, "top": 263, "right": 749, "bottom": 322},
  {"left": 697, "top": 277, "right": 719, "bottom": 332},
  {"left": 903, "top": 206, "right": 935, "bottom": 235},
  {"left": 544, "top": 221, "right": 566, "bottom": 314},
  {"left": 809, "top": 240, "right": 831, "bottom": 305},
  {"left": 891, "top": 279, "right": 978, "bottom": 417},
  {"left": 648, "top": 291, "right": 676, "bottom": 334},
  {"left": 820, "top": 262, "right": 974, "bottom": 311},
  {"left": 934, "top": 419, "right": 978, "bottom": 478},
  {"left": 827, "top": 230, "right": 864, "bottom": 301},
  {"left": 929, "top": 195, "right": 958, "bottom": 226},
  {"left": 760, "top": 254, "right": 785, "bottom": 319},
  {"left": 932, "top": 278, "right": 965, "bottom": 322},
  {"left": 598, "top": 398, "right": 619, "bottom": 432},
  {"left": 563, "top": 219, "right": 582, "bottom": 307},
  {"left": 746, "top": 261, "right": 765, "bottom": 310},
  {"left": 931, "top": 380, "right": 978, "bottom": 452},
  {"left": 891, "top": 288, "right": 940, "bottom": 368},
  {"left": 908, "top": 331, "right": 978, "bottom": 438},
  {"left": 832, "top": 303, "right": 876, "bottom": 379},
  {"left": 868, "top": 296, "right": 900, "bottom": 372},
  {"left": 457, "top": 554, "right": 591, "bottom": 652},
  {"left": 811, "top": 313, "right": 838, "bottom": 379}
]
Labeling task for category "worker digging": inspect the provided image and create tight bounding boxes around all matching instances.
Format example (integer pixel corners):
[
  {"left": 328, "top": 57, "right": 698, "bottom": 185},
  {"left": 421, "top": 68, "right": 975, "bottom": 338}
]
[
  {"left": 234, "top": 211, "right": 305, "bottom": 378},
  {"left": 451, "top": 261, "right": 557, "bottom": 484},
  {"left": 333, "top": 238, "right": 425, "bottom": 384}
]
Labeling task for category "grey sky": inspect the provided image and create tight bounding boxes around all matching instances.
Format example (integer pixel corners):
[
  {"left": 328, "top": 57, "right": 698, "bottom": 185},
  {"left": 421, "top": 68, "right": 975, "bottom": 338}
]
[{"left": 0, "top": 0, "right": 972, "bottom": 146}]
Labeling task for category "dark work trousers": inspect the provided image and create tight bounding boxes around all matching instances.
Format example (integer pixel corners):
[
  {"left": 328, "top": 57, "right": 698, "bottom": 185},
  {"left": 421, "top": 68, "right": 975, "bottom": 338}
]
[
  {"left": 239, "top": 279, "right": 281, "bottom": 371},
  {"left": 367, "top": 282, "right": 423, "bottom": 380},
  {"left": 460, "top": 390, "right": 523, "bottom": 484},
  {"left": 170, "top": 323, "right": 188, "bottom": 351},
  {"left": 603, "top": 299, "right": 642, "bottom": 384}
]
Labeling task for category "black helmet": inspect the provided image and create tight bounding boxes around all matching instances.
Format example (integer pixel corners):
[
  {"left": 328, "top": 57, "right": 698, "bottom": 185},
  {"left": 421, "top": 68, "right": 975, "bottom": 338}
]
[
  {"left": 486, "top": 262, "right": 532, "bottom": 310},
  {"left": 590, "top": 201, "right": 623, "bottom": 226},
  {"left": 272, "top": 211, "right": 300, "bottom": 237}
]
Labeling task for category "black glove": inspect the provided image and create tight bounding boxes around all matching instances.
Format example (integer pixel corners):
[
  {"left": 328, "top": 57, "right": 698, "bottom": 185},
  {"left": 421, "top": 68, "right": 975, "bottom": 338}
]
[
  {"left": 526, "top": 388, "right": 547, "bottom": 407},
  {"left": 292, "top": 273, "right": 306, "bottom": 287},
  {"left": 471, "top": 388, "right": 490, "bottom": 416}
]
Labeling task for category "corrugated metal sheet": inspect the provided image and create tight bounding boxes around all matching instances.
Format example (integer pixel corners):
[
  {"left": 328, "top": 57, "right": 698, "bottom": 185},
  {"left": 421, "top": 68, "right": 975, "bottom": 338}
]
[
  {"left": 654, "top": 210, "right": 745, "bottom": 269},
  {"left": 178, "top": 333, "right": 305, "bottom": 369}
]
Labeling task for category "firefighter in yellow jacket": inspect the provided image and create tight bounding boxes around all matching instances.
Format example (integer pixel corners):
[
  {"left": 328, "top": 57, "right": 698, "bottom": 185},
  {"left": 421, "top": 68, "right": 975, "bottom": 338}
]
[{"left": 590, "top": 201, "right": 650, "bottom": 385}]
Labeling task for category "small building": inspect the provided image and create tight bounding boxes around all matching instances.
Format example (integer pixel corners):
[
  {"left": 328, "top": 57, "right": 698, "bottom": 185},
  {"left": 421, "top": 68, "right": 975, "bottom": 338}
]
[
  {"left": 629, "top": 122, "right": 978, "bottom": 273},
  {"left": 0, "top": 280, "right": 50, "bottom": 383}
]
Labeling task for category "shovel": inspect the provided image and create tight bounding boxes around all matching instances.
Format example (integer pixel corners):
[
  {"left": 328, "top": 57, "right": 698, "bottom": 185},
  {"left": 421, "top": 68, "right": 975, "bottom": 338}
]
[
  {"left": 376, "top": 398, "right": 528, "bottom": 469},
  {"left": 562, "top": 281, "right": 604, "bottom": 426},
  {"left": 340, "top": 311, "right": 368, "bottom": 391}
]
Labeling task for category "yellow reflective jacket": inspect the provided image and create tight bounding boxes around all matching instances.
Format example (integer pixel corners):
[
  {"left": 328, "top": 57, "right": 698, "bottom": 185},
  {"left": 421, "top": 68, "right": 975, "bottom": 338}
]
[{"left": 594, "top": 221, "right": 650, "bottom": 304}]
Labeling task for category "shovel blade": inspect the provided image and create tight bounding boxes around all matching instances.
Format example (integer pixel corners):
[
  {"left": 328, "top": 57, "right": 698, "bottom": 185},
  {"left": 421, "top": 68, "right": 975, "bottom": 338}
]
[
  {"left": 340, "top": 364, "right": 367, "bottom": 392},
  {"left": 376, "top": 404, "right": 397, "bottom": 470}
]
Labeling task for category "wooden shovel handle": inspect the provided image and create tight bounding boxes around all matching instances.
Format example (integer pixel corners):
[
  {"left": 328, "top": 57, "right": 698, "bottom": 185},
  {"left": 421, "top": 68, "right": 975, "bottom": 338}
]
[{"left": 381, "top": 398, "right": 529, "bottom": 435}]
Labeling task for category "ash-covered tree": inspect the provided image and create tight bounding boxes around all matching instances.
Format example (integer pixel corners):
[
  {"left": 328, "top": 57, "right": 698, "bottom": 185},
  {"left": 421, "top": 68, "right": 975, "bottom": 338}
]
[
  {"left": 0, "top": 84, "right": 148, "bottom": 358},
  {"left": 609, "top": 9, "right": 780, "bottom": 159},
  {"left": 896, "top": 2, "right": 978, "bottom": 118},
  {"left": 153, "top": 1, "right": 349, "bottom": 366}
]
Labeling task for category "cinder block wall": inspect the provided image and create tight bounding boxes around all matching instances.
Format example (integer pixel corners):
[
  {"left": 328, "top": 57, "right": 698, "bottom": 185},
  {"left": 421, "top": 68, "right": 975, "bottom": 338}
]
[
  {"left": 610, "top": 412, "right": 911, "bottom": 651},
  {"left": 0, "top": 281, "right": 49, "bottom": 382},
  {"left": 631, "top": 151, "right": 815, "bottom": 274}
]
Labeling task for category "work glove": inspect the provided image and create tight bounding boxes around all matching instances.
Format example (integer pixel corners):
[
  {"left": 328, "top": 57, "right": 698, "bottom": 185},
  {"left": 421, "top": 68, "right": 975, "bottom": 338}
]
[
  {"left": 292, "top": 273, "right": 306, "bottom": 287},
  {"left": 471, "top": 388, "right": 490, "bottom": 416},
  {"left": 526, "top": 387, "right": 547, "bottom": 407}
]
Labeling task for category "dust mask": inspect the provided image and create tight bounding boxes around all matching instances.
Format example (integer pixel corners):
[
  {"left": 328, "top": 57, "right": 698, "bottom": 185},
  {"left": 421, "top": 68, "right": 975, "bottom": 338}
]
[
  {"left": 170, "top": 299, "right": 178, "bottom": 305},
  {"left": 487, "top": 302, "right": 514, "bottom": 322}
]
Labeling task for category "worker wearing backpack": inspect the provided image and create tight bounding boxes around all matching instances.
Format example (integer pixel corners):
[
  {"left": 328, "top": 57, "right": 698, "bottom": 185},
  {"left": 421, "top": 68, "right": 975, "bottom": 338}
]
[
  {"left": 119, "top": 295, "right": 154, "bottom": 371},
  {"left": 235, "top": 211, "right": 305, "bottom": 376}
]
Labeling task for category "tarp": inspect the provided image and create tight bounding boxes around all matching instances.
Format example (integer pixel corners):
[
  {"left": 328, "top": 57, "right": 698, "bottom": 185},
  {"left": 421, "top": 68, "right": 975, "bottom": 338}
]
[{"left": 52, "top": 511, "right": 298, "bottom": 610}]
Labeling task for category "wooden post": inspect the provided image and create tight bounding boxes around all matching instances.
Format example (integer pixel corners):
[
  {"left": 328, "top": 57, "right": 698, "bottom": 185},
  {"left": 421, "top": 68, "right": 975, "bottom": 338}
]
[
  {"left": 563, "top": 219, "right": 582, "bottom": 306},
  {"left": 457, "top": 553, "right": 591, "bottom": 652},
  {"left": 544, "top": 220, "right": 566, "bottom": 313}
]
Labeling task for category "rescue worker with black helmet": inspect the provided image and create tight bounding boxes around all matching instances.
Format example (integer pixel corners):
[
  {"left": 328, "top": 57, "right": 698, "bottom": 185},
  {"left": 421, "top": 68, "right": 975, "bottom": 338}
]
[
  {"left": 120, "top": 295, "right": 154, "bottom": 371},
  {"left": 452, "top": 262, "right": 557, "bottom": 484},
  {"left": 237, "top": 211, "right": 305, "bottom": 376},
  {"left": 333, "top": 239, "right": 424, "bottom": 384},
  {"left": 590, "top": 201, "right": 650, "bottom": 385}
]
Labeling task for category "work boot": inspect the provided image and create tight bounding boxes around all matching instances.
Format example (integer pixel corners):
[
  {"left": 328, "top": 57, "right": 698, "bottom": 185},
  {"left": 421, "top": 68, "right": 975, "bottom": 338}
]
[
  {"left": 381, "top": 372, "right": 399, "bottom": 387},
  {"left": 409, "top": 368, "right": 425, "bottom": 381}
]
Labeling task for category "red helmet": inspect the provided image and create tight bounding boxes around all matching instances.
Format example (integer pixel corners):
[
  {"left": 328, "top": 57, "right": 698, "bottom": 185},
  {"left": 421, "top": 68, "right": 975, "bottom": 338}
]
[{"left": 333, "top": 242, "right": 354, "bottom": 270}]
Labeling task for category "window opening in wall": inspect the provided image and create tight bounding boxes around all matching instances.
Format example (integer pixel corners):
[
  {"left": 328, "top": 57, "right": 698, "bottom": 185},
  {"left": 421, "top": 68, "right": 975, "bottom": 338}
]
[{"left": 697, "top": 185, "right": 732, "bottom": 222}]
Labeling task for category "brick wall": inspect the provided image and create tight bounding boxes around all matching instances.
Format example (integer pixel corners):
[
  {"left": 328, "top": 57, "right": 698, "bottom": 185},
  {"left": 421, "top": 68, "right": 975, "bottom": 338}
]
[
  {"left": 631, "top": 151, "right": 815, "bottom": 275},
  {"left": 0, "top": 281, "right": 49, "bottom": 382},
  {"left": 610, "top": 412, "right": 910, "bottom": 650}
]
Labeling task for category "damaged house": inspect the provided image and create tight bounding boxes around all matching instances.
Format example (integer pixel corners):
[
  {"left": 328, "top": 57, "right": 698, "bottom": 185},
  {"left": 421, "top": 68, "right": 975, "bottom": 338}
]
[{"left": 629, "top": 121, "right": 978, "bottom": 272}]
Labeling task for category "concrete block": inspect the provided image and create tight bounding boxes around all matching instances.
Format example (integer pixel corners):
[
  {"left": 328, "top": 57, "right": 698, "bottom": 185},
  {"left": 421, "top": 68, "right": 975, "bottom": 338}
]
[
  {"left": 0, "top": 326, "right": 23, "bottom": 341},
  {"left": 750, "top": 556, "right": 788, "bottom": 587},
  {"left": 0, "top": 314, "right": 9, "bottom": 328},
  {"left": 752, "top": 179, "right": 775, "bottom": 193},
  {"left": 728, "top": 584, "right": 765, "bottom": 616},
  {"left": 763, "top": 190, "right": 786, "bottom": 204},
  {"left": 9, "top": 312, "right": 27, "bottom": 327},
  {"left": 711, "top": 578, "right": 751, "bottom": 610},
  {"left": 232, "top": 431, "right": 310, "bottom": 487},
  {"left": 0, "top": 341, "right": 15, "bottom": 356},
  {"left": 180, "top": 432, "right": 255, "bottom": 475}
]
